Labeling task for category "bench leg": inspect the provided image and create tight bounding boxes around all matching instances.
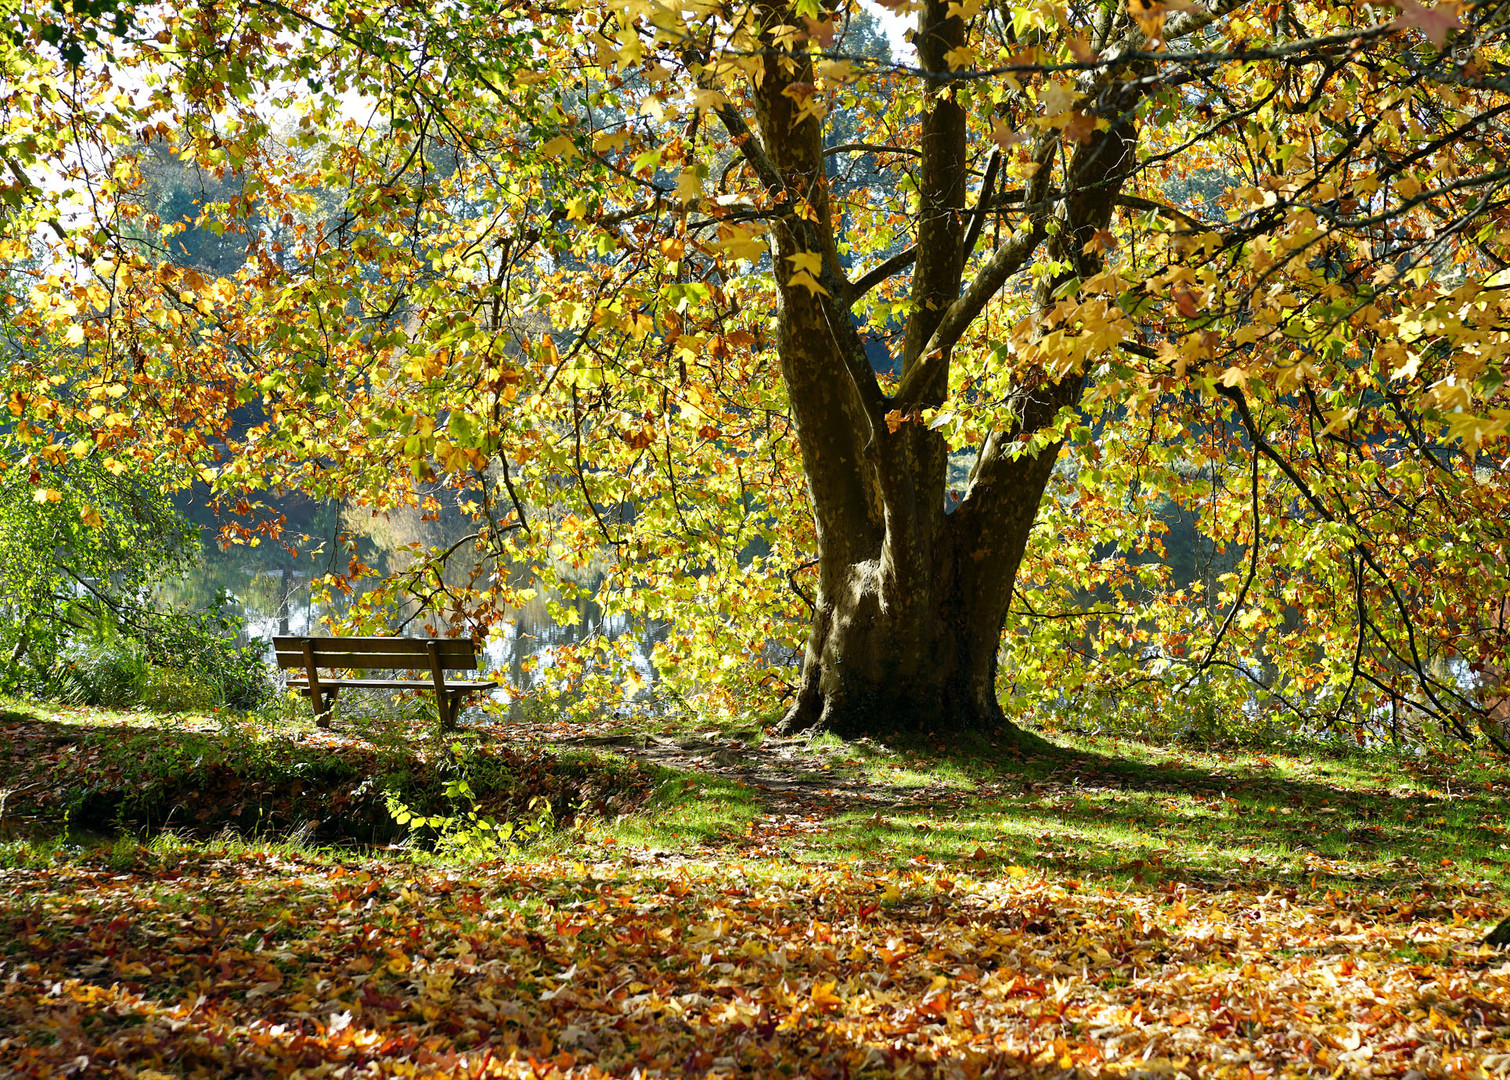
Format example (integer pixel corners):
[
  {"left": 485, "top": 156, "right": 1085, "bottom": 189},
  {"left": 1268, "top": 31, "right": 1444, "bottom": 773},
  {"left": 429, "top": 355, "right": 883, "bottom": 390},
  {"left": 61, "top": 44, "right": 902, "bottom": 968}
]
[
  {"left": 454, "top": 690, "right": 480, "bottom": 727},
  {"left": 436, "top": 690, "right": 474, "bottom": 730},
  {"left": 315, "top": 687, "right": 339, "bottom": 729}
]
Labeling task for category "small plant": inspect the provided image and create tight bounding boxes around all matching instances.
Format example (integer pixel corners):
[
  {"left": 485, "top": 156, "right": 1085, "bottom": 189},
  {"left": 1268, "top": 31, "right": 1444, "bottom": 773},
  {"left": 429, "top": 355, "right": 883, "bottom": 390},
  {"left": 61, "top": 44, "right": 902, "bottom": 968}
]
[
  {"left": 137, "top": 599, "right": 272, "bottom": 709},
  {"left": 50, "top": 638, "right": 153, "bottom": 708},
  {"left": 385, "top": 741, "right": 554, "bottom": 856},
  {"left": 386, "top": 785, "right": 553, "bottom": 857}
]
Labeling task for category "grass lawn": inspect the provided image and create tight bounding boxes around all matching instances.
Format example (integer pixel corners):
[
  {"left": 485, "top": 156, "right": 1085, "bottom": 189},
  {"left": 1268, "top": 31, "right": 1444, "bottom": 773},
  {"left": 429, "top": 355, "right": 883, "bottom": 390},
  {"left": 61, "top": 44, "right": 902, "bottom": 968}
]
[{"left": 2, "top": 696, "right": 1509, "bottom": 1077}]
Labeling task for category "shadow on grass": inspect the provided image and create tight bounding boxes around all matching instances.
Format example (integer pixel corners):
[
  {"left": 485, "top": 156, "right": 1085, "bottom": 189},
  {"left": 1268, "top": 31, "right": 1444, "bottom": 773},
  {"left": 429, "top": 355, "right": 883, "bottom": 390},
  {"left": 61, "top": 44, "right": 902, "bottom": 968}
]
[
  {"left": 800, "top": 730, "right": 1510, "bottom": 893},
  {"left": 0, "top": 708, "right": 656, "bottom": 849}
]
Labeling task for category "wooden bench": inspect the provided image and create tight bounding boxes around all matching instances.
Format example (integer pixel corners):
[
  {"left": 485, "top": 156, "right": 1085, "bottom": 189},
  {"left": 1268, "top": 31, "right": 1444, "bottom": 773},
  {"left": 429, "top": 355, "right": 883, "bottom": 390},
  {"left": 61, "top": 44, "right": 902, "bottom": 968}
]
[{"left": 273, "top": 636, "right": 497, "bottom": 729}]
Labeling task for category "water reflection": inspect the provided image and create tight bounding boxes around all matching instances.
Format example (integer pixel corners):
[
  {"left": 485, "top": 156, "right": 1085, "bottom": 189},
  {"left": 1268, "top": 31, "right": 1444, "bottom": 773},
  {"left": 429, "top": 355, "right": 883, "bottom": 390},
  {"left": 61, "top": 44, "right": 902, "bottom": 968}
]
[{"left": 164, "top": 491, "right": 665, "bottom": 715}]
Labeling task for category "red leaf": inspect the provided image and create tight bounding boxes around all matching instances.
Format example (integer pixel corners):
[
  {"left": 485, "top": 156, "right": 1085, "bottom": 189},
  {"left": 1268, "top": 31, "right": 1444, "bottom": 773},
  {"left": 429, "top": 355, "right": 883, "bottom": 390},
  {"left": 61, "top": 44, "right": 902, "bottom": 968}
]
[{"left": 1391, "top": 0, "right": 1462, "bottom": 47}]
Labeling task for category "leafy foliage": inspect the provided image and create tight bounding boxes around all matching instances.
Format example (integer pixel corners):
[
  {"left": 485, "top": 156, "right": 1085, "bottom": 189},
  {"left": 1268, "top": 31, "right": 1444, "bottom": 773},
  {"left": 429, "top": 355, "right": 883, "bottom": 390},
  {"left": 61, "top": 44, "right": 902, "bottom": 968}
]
[
  {"left": 0, "top": 456, "right": 196, "bottom": 655},
  {"left": 4, "top": 0, "right": 1510, "bottom": 741}
]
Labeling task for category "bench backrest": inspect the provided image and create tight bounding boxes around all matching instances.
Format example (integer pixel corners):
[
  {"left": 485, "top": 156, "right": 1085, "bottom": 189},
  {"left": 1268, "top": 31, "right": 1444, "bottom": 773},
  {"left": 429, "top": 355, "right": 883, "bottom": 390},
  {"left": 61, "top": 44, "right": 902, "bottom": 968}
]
[{"left": 272, "top": 636, "right": 482, "bottom": 671}]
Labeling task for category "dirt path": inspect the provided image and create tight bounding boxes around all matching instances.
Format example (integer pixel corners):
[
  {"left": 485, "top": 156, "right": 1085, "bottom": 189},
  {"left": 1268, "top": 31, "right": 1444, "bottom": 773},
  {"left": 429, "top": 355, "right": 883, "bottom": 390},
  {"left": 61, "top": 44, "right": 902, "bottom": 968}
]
[
  {"left": 537, "top": 728, "right": 976, "bottom": 859},
  {"left": 565, "top": 731, "right": 946, "bottom": 805}
]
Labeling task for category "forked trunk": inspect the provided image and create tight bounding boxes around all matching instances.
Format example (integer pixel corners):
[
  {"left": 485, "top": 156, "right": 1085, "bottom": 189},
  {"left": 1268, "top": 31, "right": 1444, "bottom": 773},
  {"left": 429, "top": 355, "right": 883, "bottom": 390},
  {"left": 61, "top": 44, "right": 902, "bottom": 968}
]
[
  {"left": 779, "top": 430, "right": 1065, "bottom": 742},
  {"left": 744, "top": 0, "right": 1137, "bottom": 741},
  {"left": 780, "top": 558, "right": 1013, "bottom": 737}
]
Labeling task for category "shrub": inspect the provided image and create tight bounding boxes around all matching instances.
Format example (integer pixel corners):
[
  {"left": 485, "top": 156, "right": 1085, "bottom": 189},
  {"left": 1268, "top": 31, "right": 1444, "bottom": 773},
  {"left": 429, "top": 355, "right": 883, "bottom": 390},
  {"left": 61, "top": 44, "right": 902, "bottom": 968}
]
[
  {"left": 139, "top": 604, "right": 272, "bottom": 709},
  {"left": 50, "top": 639, "right": 152, "bottom": 708},
  {"left": 12, "top": 600, "right": 273, "bottom": 713}
]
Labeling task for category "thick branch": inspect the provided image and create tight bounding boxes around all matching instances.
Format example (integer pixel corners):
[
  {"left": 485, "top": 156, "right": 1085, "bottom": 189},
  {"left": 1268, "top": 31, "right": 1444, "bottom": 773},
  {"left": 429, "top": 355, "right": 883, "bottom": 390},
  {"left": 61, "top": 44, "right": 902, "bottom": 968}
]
[
  {"left": 894, "top": 224, "right": 1046, "bottom": 411},
  {"left": 899, "top": 0, "right": 970, "bottom": 376},
  {"left": 1115, "top": 193, "right": 1206, "bottom": 229},
  {"left": 846, "top": 246, "right": 917, "bottom": 304},
  {"left": 709, "top": 102, "right": 788, "bottom": 201}
]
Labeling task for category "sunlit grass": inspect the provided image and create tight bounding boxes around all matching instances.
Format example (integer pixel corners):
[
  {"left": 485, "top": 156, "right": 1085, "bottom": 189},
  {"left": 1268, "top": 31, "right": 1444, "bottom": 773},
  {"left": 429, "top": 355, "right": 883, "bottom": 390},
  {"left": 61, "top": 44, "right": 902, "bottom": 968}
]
[
  {"left": 590, "top": 725, "right": 1510, "bottom": 896},
  {"left": 5, "top": 694, "right": 1508, "bottom": 902},
  {"left": 591, "top": 768, "right": 764, "bottom": 850}
]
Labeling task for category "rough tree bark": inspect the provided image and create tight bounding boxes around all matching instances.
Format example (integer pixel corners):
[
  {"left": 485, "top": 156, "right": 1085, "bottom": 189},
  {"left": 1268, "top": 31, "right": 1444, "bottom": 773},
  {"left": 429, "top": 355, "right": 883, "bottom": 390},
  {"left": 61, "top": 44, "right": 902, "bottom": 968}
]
[{"left": 727, "top": 0, "right": 1151, "bottom": 738}]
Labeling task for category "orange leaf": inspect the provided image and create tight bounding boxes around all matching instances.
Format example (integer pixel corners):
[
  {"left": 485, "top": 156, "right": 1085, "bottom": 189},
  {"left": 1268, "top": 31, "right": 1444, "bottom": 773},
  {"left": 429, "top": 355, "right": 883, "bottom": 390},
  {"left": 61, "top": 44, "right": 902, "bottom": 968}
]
[
  {"left": 810, "top": 980, "right": 844, "bottom": 1008},
  {"left": 1391, "top": 0, "right": 1462, "bottom": 46}
]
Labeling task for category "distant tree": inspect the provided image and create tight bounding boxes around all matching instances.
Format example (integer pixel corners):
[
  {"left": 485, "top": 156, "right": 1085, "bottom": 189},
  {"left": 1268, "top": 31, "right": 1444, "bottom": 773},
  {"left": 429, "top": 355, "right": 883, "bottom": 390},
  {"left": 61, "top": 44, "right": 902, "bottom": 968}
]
[{"left": 133, "top": 141, "right": 259, "bottom": 279}]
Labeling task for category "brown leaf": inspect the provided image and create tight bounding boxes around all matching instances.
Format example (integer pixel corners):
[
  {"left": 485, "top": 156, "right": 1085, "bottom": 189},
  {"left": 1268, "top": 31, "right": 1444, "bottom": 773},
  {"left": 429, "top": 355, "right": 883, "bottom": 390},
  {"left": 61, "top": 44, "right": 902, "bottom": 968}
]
[{"left": 1391, "top": 0, "right": 1462, "bottom": 46}]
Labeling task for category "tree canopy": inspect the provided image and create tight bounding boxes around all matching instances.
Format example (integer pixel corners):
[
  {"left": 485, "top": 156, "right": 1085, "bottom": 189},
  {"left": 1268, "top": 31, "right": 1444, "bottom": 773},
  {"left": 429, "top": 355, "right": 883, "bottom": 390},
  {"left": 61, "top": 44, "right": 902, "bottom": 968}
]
[{"left": 3, "top": 0, "right": 1509, "bottom": 743}]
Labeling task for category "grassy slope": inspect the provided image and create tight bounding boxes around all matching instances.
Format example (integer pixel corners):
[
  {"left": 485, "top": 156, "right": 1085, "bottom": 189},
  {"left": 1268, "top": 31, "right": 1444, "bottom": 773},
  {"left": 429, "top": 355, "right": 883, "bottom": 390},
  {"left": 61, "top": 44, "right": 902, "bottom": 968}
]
[
  {"left": 592, "top": 719, "right": 1510, "bottom": 898},
  {"left": 2, "top": 697, "right": 1510, "bottom": 1077}
]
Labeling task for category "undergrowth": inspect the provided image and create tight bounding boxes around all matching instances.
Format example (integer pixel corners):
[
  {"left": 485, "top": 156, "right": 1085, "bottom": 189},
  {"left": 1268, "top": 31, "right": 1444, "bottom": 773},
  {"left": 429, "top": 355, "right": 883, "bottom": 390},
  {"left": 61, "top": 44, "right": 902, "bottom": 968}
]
[{"left": 0, "top": 700, "right": 656, "bottom": 850}]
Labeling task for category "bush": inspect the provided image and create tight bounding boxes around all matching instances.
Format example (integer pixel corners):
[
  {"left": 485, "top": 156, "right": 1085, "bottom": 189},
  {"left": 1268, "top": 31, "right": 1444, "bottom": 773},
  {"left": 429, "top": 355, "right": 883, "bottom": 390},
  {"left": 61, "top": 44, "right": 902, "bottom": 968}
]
[
  {"left": 139, "top": 604, "right": 272, "bottom": 709},
  {"left": 9, "top": 600, "right": 273, "bottom": 712},
  {"left": 50, "top": 639, "right": 153, "bottom": 708}
]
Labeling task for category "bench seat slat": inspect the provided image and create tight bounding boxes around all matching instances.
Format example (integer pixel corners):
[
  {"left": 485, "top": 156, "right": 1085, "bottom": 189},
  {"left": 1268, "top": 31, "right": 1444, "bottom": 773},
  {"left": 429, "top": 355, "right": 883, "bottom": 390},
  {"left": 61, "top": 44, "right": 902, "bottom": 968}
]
[
  {"left": 287, "top": 677, "right": 498, "bottom": 691},
  {"left": 272, "top": 636, "right": 481, "bottom": 671},
  {"left": 275, "top": 652, "right": 481, "bottom": 671}
]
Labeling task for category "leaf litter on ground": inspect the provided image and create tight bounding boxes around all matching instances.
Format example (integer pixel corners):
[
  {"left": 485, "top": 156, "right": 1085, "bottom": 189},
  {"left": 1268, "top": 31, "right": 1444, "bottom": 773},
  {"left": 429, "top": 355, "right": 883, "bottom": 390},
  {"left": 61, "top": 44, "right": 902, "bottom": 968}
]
[{"left": 4, "top": 845, "right": 1510, "bottom": 1078}]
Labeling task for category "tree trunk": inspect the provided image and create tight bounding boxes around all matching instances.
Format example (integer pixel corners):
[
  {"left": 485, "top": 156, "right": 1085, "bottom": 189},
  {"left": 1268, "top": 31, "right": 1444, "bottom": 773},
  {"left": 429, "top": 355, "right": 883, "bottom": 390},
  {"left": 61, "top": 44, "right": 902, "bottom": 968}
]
[
  {"left": 780, "top": 534, "right": 1036, "bottom": 742},
  {"left": 742, "top": 0, "right": 1140, "bottom": 740},
  {"left": 278, "top": 564, "right": 293, "bottom": 636}
]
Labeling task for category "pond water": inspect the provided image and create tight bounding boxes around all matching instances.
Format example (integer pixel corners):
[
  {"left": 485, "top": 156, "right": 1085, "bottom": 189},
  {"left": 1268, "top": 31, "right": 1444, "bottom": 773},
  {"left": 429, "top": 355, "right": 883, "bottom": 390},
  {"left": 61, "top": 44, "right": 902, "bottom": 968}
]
[{"left": 163, "top": 492, "right": 665, "bottom": 714}]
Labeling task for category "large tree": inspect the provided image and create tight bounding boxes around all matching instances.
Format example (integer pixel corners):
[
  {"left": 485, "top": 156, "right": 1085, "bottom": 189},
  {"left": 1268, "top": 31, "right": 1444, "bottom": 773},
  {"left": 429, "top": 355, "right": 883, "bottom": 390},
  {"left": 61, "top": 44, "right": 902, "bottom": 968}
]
[{"left": 6, "top": 0, "right": 1510, "bottom": 742}]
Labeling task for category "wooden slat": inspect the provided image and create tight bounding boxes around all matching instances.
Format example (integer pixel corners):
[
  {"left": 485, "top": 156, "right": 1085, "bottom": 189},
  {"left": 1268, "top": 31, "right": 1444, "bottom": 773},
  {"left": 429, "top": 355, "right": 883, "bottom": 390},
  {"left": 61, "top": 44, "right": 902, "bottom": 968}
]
[
  {"left": 272, "top": 636, "right": 481, "bottom": 670},
  {"left": 287, "top": 676, "right": 498, "bottom": 691},
  {"left": 272, "top": 635, "right": 478, "bottom": 657},
  {"left": 276, "top": 652, "right": 481, "bottom": 671}
]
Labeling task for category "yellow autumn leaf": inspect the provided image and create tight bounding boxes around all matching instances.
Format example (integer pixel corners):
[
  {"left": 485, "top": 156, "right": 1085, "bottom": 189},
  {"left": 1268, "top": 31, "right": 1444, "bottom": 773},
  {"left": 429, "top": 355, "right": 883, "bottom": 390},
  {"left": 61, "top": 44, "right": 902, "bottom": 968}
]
[
  {"left": 788, "top": 270, "right": 829, "bottom": 297},
  {"left": 592, "top": 130, "right": 630, "bottom": 154},
  {"left": 675, "top": 169, "right": 703, "bottom": 204},
  {"left": 943, "top": 45, "right": 977, "bottom": 70},
  {"left": 1219, "top": 366, "right": 1249, "bottom": 388},
  {"left": 810, "top": 980, "right": 843, "bottom": 1008},
  {"left": 539, "top": 134, "right": 579, "bottom": 162},
  {"left": 715, "top": 225, "right": 767, "bottom": 263},
  {"left": 785, "top": 251, "right": 828, "bottom": 294},
  {"left": 690, "top": 87, "right": 728, "bottom": 111},
  {"left": 1038, "top": 80, "right": 1076, "bottom": 115},
  {"left": 786, "top": 251, "right": 822, "bottom": 277}
]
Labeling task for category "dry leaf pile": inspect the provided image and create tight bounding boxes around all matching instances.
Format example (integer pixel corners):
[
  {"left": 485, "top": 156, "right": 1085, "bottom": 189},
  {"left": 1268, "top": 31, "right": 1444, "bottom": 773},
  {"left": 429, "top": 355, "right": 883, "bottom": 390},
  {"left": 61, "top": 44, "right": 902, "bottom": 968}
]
[{"left": 4, "top": 848, "right": 1509, "bottom": 1078}]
